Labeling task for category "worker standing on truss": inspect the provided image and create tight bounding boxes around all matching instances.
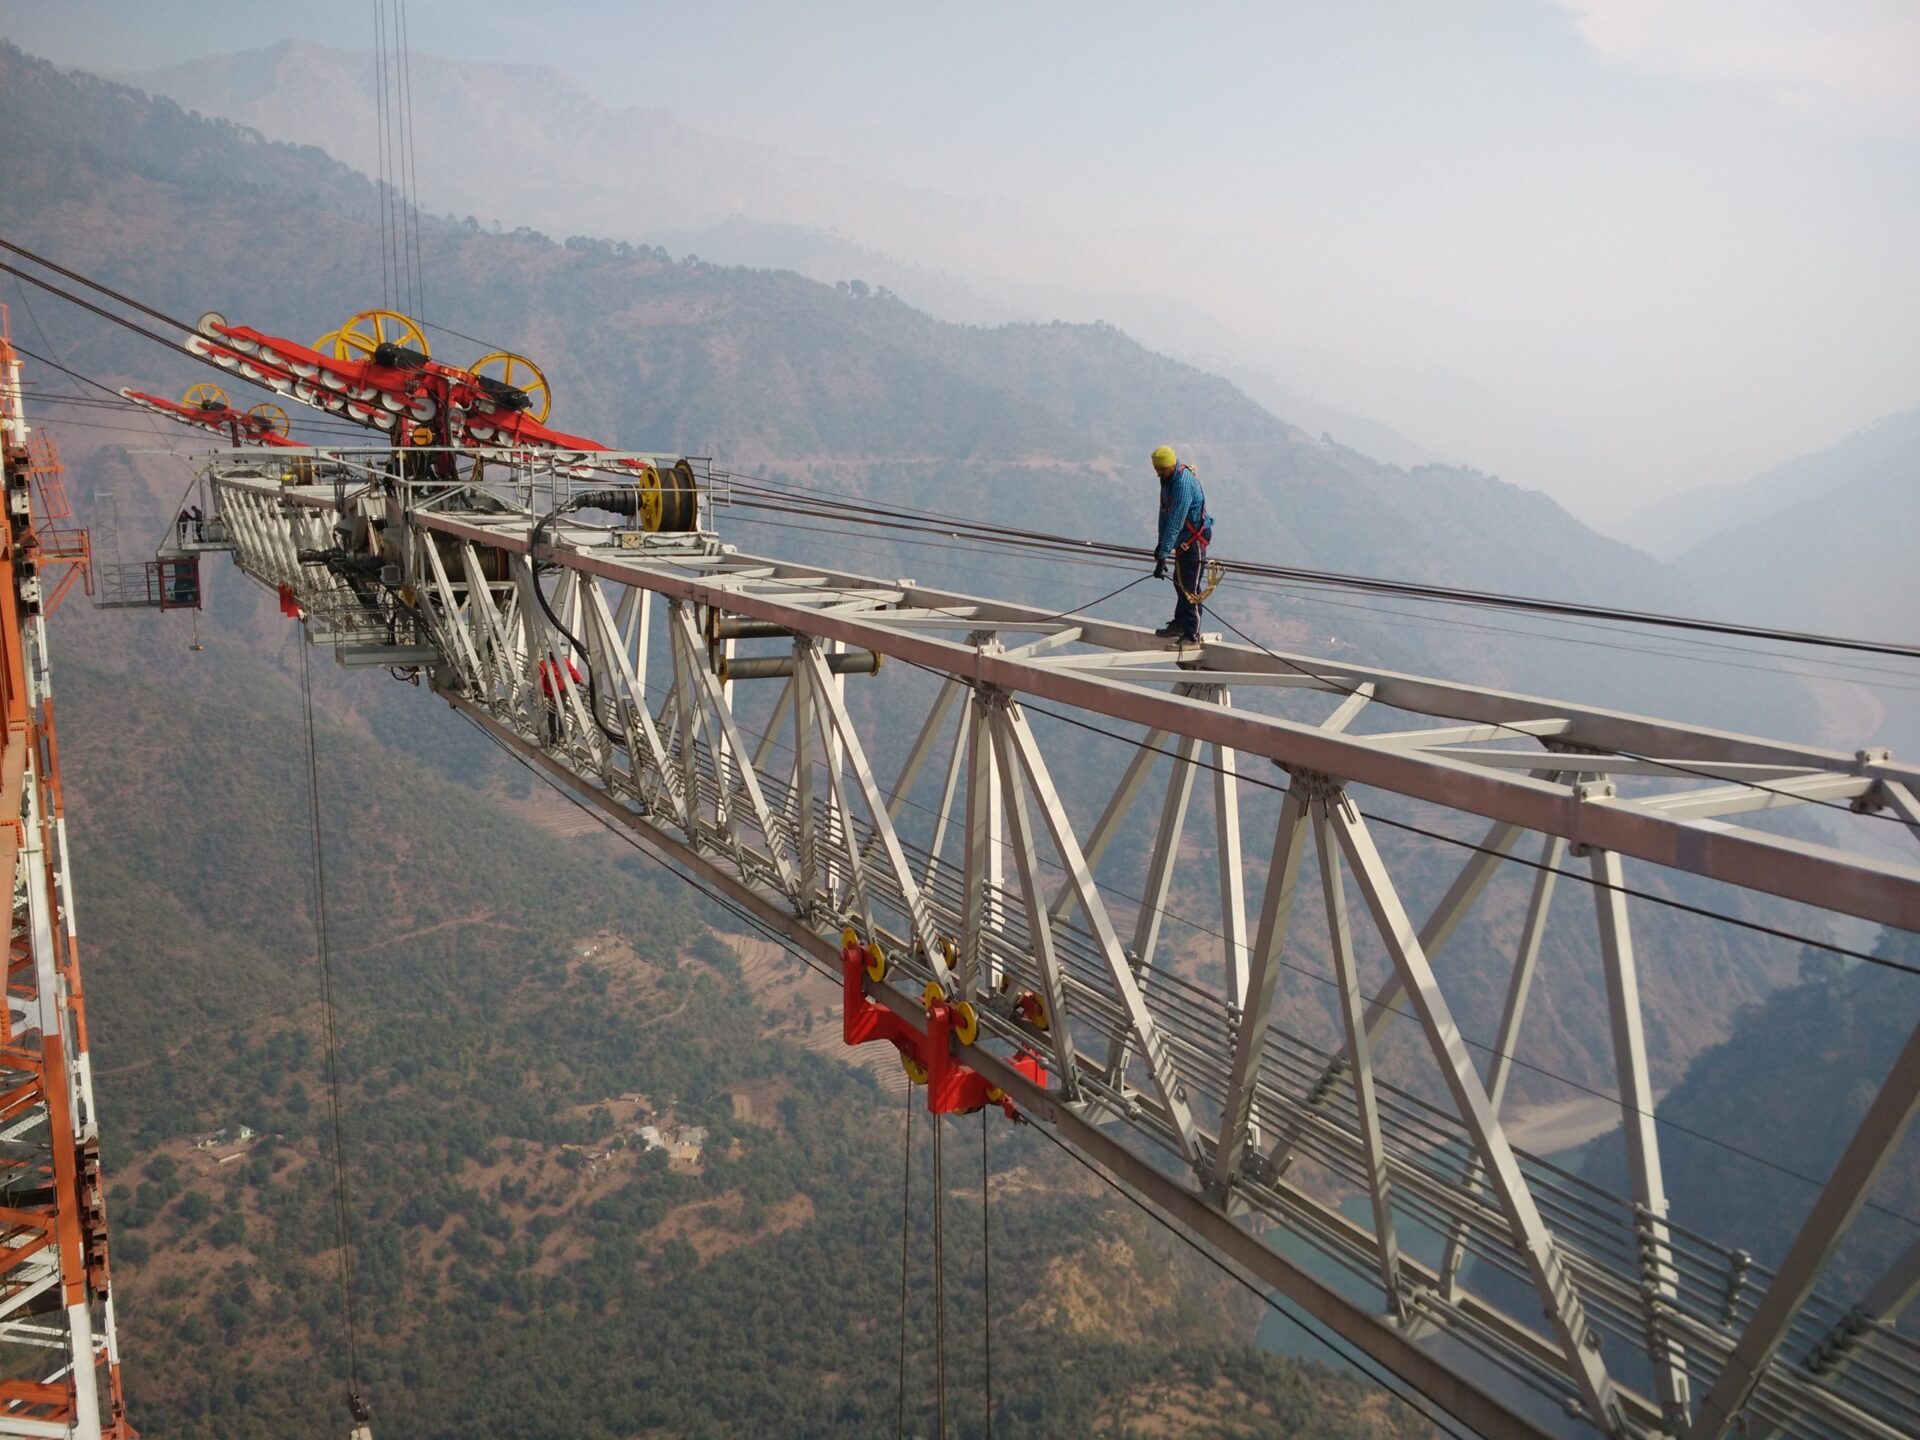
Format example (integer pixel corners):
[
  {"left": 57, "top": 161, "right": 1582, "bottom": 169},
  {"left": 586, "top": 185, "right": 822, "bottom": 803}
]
[{"left": 1149, "top": 445, "right": 1212, "bottom": 644}]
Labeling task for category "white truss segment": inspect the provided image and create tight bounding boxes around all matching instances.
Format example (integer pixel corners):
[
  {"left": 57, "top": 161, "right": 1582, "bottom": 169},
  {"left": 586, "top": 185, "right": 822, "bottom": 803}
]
[{"left": 206, "top": 452, "right": 1920, "bottom": 1440}]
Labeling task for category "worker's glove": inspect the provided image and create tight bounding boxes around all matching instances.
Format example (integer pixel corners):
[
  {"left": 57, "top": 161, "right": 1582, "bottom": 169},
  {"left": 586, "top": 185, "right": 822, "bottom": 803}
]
[{"left": 1152, "top": 553, "right": 1168, "bottom": 580}]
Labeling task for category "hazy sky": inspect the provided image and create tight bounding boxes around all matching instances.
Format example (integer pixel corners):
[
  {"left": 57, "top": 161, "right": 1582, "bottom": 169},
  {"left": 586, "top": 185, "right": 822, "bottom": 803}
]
[{"left": 4, "top": 1, "right": 1916, "bottom": 526}]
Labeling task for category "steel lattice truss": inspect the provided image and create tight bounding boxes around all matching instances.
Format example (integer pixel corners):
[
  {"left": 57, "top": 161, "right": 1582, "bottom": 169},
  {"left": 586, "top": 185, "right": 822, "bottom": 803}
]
[
  {"left": 0, "top": 366, "right": 125, "bottom": 1437},
  {"left": 211, "top": 449, "right": 1920, "bottom": 1440}
]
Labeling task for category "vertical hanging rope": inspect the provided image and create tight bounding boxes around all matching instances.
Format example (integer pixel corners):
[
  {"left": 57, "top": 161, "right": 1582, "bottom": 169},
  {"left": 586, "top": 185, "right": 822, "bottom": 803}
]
[
  {"left": 370, "top": 1, "right": 394, "bottom": 311},
  {"left": 397, "top": 0, "right": 426, "bottom": 319},
  {"left": 982, "top": 1108, "right": 993, "bottom": 1440},
  {"left": 896, "top": 1085, "right": 912, "bottom": 1439},
  {"left": 298, "top": 635, "right": 364, "bottom": 1411},
  {"left": 932, "top": 1112, "right": 947, "bottom": 1440}
]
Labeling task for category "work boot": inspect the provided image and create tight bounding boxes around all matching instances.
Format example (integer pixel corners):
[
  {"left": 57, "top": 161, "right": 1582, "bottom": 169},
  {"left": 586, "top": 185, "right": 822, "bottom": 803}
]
[{"left": 1153, "top": 622, "right": 1182, "bottom": 638}]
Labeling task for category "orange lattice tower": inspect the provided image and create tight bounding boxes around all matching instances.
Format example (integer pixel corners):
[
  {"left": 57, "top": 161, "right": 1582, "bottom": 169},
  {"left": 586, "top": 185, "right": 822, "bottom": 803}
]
[{"left": 0, "top": 306, "right": 130, "bottom": 1438}]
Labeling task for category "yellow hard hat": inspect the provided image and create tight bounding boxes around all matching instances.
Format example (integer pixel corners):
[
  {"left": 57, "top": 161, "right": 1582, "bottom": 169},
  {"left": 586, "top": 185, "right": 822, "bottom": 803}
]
[{"left": 1151, "top": 445, "right": 1177, "bottom": 471}]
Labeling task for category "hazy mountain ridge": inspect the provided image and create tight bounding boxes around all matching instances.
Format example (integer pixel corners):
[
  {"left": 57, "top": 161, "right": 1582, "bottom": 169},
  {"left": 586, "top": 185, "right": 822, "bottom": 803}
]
[
  {"left": 1619, "top": 405, "right": 1920, "bottom": 561},
  {"left": 121, "top": 40, "right": 1475, "bottom": 469},
  {"left": 1, "top": 38, "right": 1819, "bottom": 1087},
  {"left": 1662, "top": 407, "right": 1920, "bottom": 644}
]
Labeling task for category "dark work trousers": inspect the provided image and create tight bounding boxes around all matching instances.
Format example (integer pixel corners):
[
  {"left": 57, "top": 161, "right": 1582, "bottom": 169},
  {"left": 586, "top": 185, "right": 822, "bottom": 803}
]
[{"left": 1172, "top": 544, "right": 1205, "bottom": 638}]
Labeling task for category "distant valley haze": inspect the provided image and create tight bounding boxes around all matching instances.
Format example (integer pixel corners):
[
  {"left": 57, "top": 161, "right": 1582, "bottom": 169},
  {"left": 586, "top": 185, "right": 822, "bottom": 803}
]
[{"left": 4, "top": 0, "right": 1915, "bottom": 538}]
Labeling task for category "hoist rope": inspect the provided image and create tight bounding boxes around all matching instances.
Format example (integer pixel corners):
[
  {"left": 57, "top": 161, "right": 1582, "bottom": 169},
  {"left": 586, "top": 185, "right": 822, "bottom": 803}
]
[
  {"left": 931, "top": 1111, "right": 949, "bottom": 1440},
  {"left": 371, "top": 1, "right": 395, "bottom": 311},
  {"left": 896, "top": 1085, "right": 912, "bottom": 1439},
  {"left": 981, "top": 1107, "right": 993, "bottom": 1440},
  {"left": 396, "top": 0, "right": 426, "bottom": 321},
  {"left": 297, "top": 635, "right": 366, "bottom": 1408}
]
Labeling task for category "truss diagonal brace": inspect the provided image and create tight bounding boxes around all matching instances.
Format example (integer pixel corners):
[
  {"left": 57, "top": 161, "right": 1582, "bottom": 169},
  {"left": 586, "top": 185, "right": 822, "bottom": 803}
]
[
  {"left": 1329, "top": 802, "right": 1624, "bottom": 1435},
  {"left": 997, "top": 703, "right": 1203, "bottom": 1165},
  {"left": 802, "top": 648, "right": 944, "bottom": 971}
]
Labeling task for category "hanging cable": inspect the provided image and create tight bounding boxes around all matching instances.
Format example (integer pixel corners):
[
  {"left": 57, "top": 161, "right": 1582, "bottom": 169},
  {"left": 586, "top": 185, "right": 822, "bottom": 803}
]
[
  {"left": 980, "top": 1107, "right": 993, "bottom": 1440},
  {"left": 397, "top": 0, "right": 426, "bottom": 319},
  {"left": 931, "top": 1110, "right": 948, "bottom": 1440},
  {"left": 713, "top": 471, "right": 1920, "bottom": 660},
  {"left": 297, "top": 635, "right": 368, "bottom": 1428},
  {"left": 371, "top": 0, "right": 395, "bottom": 312},
  {"left": 897, "top": 1085, "right": 913, "bottom": 1439}
]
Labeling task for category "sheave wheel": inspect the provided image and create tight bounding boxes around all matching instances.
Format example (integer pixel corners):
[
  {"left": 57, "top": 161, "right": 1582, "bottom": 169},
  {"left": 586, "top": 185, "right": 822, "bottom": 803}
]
[
  {"left": 329, "top": 309, "right": 430, "bottom": 363},
  {"left": 183, "top": 382, "right": 229, "bottom": 411},
  {"left": 247, "top": 403, "right": 292, "bottom": 436},
  {"left": 470, "top": 350, "right": 552, "bottom": 422}
]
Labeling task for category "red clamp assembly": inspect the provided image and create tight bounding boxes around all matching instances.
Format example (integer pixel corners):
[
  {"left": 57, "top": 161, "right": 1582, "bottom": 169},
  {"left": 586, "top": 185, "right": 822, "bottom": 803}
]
[{"left": 841, "top": 931, "right": 1047, "bottom": 1116}]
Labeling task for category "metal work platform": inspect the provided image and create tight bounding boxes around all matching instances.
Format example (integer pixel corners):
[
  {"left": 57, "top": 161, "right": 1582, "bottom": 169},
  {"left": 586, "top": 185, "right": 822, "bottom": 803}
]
[{"left": 206, "top": 446, "right": 1920, "bottom": 1440}]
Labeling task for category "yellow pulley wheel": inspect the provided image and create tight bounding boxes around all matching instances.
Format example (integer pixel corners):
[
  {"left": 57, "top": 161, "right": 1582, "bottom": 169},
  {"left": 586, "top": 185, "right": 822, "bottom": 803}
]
[
  {"left": 950, "top": 1001, "right": 979, "bottom": 1047},
  {"left": 841, "top": 926, "right": 860, "bottom": 950},
  {"left": 471, "top": 350, "right": 552, "bottom": 422},
  {"left": 246, "top": 402, "right": 291, "bottom": 436},
  {"left": 183, "top": 382, "right": 229, "bottom": 411},
  {"left": 864, "top": 946, "right": 888, "bottom": 983},
  {"left": 1018, "top": 991, "right": 1051, "bottom": 1033},
  {"left": 632, "top": 464, "right": 665, "bottom": 532},
  {"left": 923, "top": 981, "right": 946, "bottom": 1009},
  {"left": 902, "top": 1055, "right": 929, "bottom": 1086},
  {"left": 329, "top": 308, "right": 430, "bottom": 363}
]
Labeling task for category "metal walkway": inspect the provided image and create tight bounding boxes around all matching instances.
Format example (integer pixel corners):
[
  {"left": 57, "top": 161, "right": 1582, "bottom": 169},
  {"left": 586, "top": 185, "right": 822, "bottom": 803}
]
[{"left": 211, "top": 446, "right": 1920, "bottom": 1440}]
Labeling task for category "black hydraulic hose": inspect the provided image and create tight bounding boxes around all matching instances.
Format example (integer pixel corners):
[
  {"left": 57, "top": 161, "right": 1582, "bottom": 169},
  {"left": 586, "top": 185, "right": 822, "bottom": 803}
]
[{"left": 528, "top": 508, "right": 630, "bottom": 747}]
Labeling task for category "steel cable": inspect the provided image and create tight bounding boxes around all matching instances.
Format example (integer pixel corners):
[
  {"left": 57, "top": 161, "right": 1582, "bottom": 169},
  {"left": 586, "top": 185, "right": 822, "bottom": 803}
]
[{"left": 297, "top": 635, "right": 365, "bottom": 1411}]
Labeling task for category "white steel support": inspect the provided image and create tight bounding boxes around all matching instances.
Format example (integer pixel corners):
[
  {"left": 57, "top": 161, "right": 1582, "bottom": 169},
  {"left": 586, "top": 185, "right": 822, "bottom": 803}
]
[
  {"left": 207, "top": 458, "right": 1920, "bottom": 1440},
  {"left": 988, "top": 698, "right": 1083, "bottom": 1091},
  {"left": 1108, "top": 731, "right": 1201, "bottom": 1083},
  {"left": 1208, "top": 689, "right": 1252, "bottom": 1008},
  {"left": 1590, "top": 847, "right": 1690, "bottom": 1430},
  {"left": 1440, "top": 830, "right": 1565, "bottom": 1299},
  {"left": 1212, "top": 788, "right": 1310, "bottom": 1193},
  {"left": 997, "top": 704, "right": 1205, "bottom": 1166},
  {"left": 803, "top": 648, "right": 943, "bottom": 975},
  {"left": 960, "top": 687, "right": 1000, "bottom": 999},
  {"left": 790, "top": 638, "right": 818, "bottom": 898},
  {"left": 1314, "top": 796, "right": 1403, "bottom": 1314},
  {"left": 1330, "top": 802, "right": 1625, "bottom": 1435}
]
